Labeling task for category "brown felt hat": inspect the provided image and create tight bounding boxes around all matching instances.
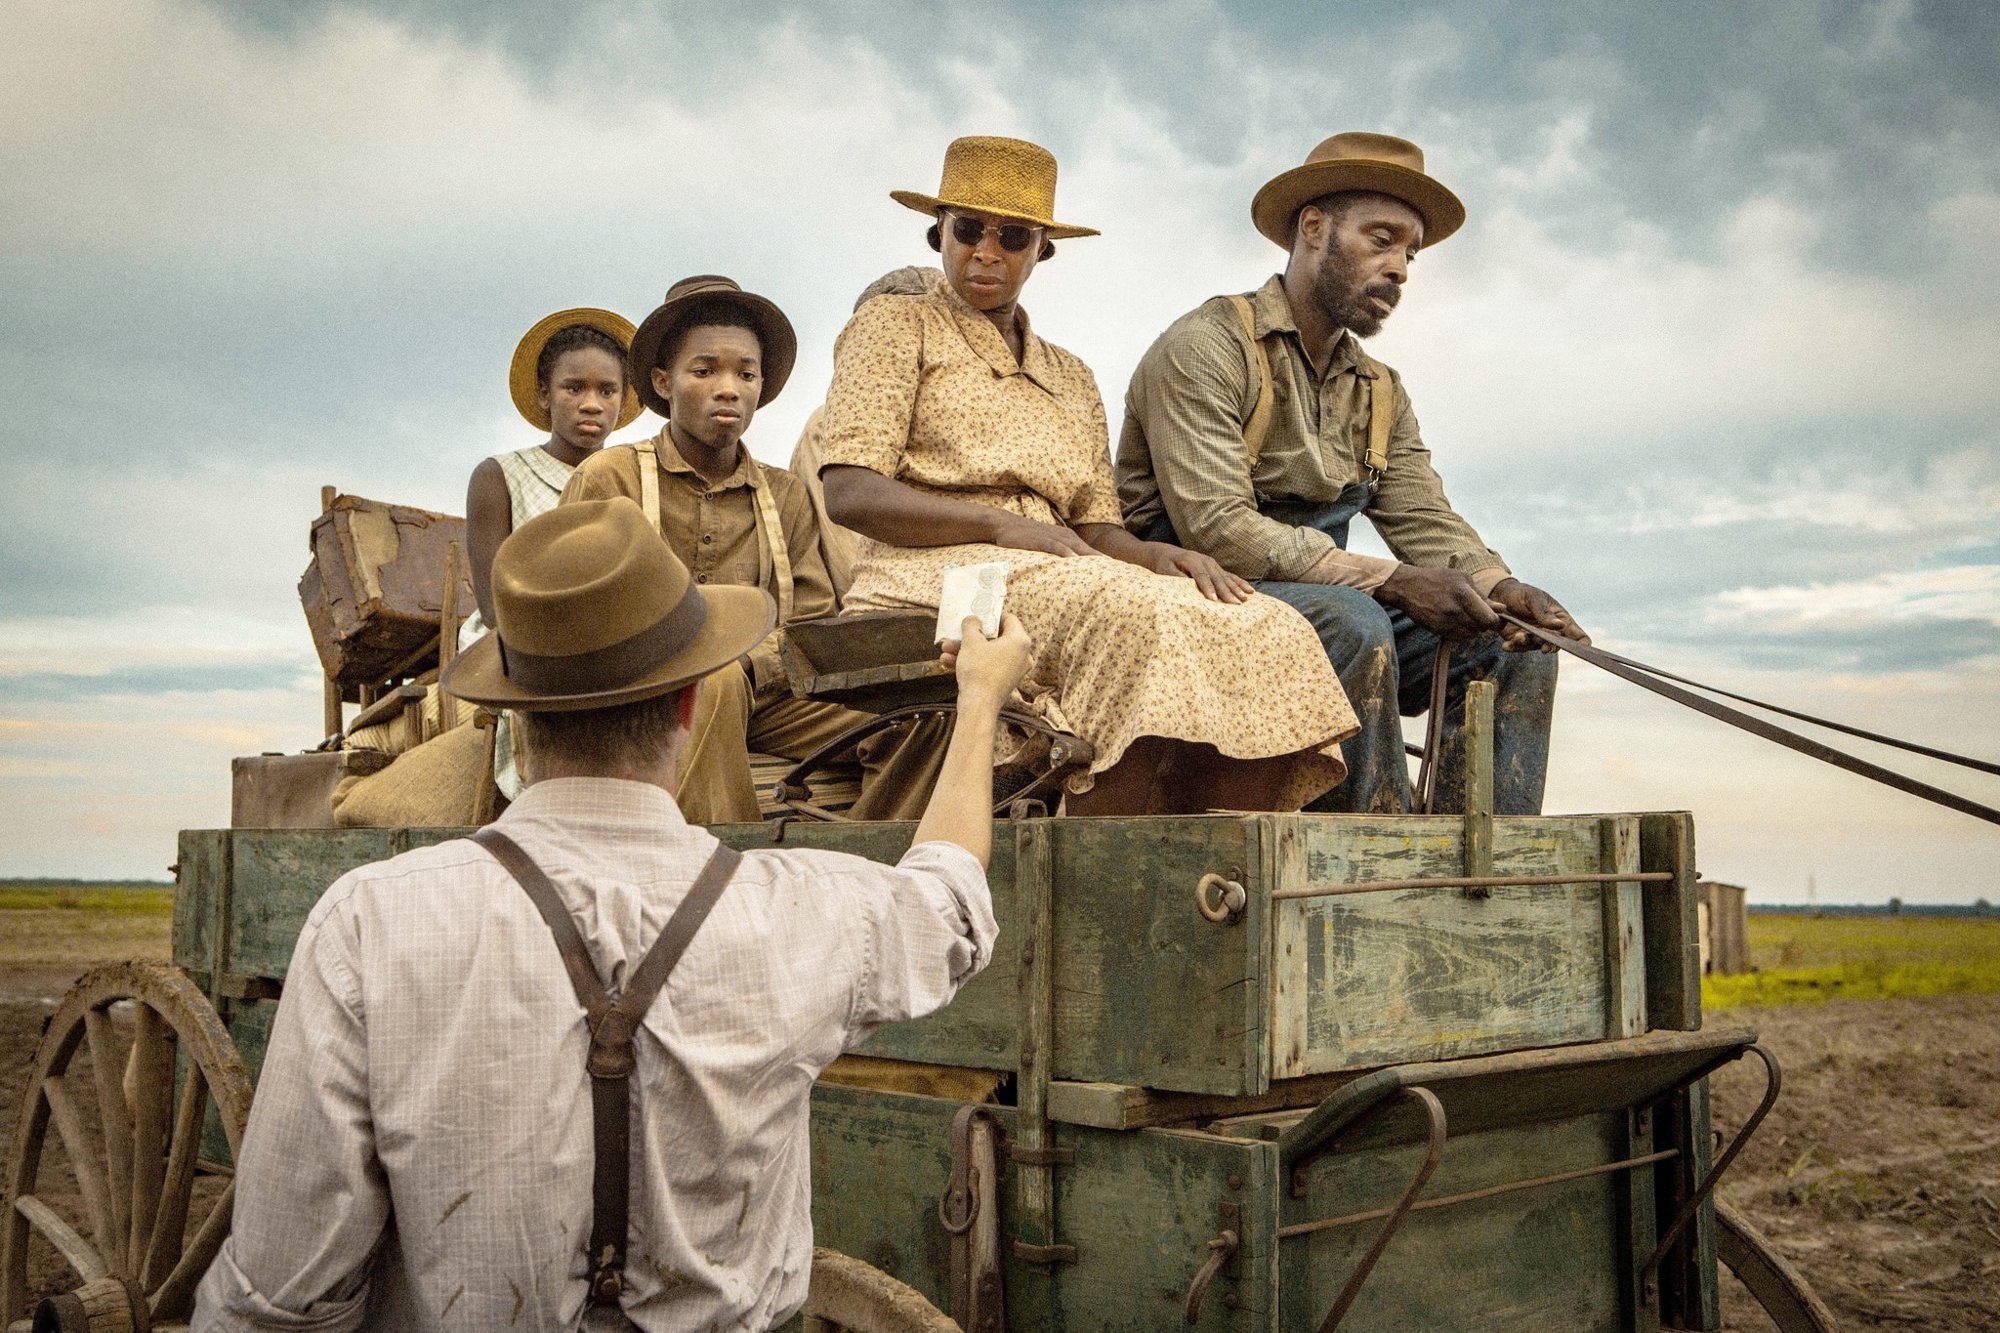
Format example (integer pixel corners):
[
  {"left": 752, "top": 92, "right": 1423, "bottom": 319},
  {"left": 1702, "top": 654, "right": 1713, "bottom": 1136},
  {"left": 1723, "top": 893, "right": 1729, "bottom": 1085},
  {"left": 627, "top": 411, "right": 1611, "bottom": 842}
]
[
  {"left": 628, "top": 276, "right": 797, "bottom": 419},
  {"left": 442, "top": 498, "right": 773, "bottom": 712},
  {"left": 508, "top": 307, "right": 644, "bottom": 432},
  {"left": 892, "top": 136, "right": 1099, "bottom": 240},
  {"left": 1251, "top": 132, "right": 1465, "bottom": 250}
]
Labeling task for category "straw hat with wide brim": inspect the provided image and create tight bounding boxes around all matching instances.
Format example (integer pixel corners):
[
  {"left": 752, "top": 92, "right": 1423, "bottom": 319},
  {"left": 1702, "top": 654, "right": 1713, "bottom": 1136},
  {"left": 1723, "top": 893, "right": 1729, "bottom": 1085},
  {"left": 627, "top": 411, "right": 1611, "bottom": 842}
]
[
  {"left": 1251, "top": 132, "right": 1465, "bottom": 250},
  {"left": 628, "top": 276, "right": 798, "bottom": 419},
  {"left": 443, "top": 498, "right": 773, "bottom": 713},
  {"left": 891, "top": 136, "right": 1099, "bottom": 240},
  {"left": 508, "top": 307, "right": 644, "bottom": 432}
]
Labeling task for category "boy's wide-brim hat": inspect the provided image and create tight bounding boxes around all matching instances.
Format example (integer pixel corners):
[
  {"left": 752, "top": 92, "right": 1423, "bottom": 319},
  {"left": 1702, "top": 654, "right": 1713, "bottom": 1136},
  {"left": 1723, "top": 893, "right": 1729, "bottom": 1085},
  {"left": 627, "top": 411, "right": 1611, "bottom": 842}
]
[
  {"left": 509, "top": 308, "right": 644, "bottom": 432},
  {"left": 628, "top": 276, "right": 797, "bottom": 419},
  {"left": 891, "top": 136, "right": 1099, "bottom": 240},
  {"left": 442, "top": 497, "right": 773, "bottom": 712},
  {"left": 1251, "top": 132, "right": 1465, "bottom": 250}
]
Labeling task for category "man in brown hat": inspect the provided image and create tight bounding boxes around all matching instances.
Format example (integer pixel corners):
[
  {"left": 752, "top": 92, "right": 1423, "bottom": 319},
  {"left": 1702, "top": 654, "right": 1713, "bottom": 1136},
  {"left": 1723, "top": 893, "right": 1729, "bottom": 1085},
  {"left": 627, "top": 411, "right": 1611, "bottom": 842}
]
[
  {"left": 1117, "top": 132, "right": 1588, "bottom": 815},
  {"left": 564, "top": 275, "right": 948, "bottom": 823},
  {"left": 197, "top": 498, "right": 1032, "bottom": 1331}
]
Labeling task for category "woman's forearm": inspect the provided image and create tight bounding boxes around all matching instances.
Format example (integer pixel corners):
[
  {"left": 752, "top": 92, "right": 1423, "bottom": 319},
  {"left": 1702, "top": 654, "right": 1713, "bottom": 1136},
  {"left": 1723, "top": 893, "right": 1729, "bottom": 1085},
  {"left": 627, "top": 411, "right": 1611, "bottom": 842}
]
[
  {"left": 822, "top": 464, "right": 1002, "bottom": 547},
  {"left": 1076, "top": 523, "right": 1159, "bottom": 569}
]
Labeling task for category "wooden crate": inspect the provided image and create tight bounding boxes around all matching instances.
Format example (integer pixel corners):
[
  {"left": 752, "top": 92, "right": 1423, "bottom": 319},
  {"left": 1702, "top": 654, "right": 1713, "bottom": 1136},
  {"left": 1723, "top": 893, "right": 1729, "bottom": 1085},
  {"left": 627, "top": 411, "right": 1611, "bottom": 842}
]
[{"left": 173, "top": 812, "right": 1698, "bottom": 1101}]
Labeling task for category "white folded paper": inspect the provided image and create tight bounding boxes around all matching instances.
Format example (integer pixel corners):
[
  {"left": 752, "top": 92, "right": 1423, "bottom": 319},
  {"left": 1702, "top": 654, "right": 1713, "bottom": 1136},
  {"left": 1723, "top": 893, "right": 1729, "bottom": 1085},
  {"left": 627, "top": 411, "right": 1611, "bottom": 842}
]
[{"left": 935, "top": 561, "right": 1008, "bottom": 642}]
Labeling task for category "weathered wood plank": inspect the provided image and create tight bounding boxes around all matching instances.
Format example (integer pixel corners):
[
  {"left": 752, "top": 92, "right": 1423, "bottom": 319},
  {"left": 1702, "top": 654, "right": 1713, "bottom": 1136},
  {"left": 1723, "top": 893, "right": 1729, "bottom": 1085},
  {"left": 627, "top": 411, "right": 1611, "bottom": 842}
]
[
  {"left": 1048, "top": 1123, "right": 1276, "bottom": 1330},
  {"left": 226, "top": 829, "right": 394, "bottom": 982},
  {"left": 1275, "top": 817, "right": 1615, "bottom": 1075},
  {"left": 171, "top": 831, "right": 229, "bottom": 983},
  {"left": 1049, "top": 816, "right": 1265, "bottom": 1095},
  {"left": 1600, "top": 816, "right": 1648, "bottom": 1038},
  {"left": 1462, "top": 679, "right": 1495, "bottom": 881},
  {"left": 1046, "top": 1068, "right": 1364, "bottom": 1132},
  {"left": 807, "top": 1083, "right": 1004, "bottom": 1311},
  {"left": 1638, "top": 813, "right": 1702, "bottom": 1031},
  {"left": 1279, "top": 1113, "right": 1635, "bottom": 1331}
]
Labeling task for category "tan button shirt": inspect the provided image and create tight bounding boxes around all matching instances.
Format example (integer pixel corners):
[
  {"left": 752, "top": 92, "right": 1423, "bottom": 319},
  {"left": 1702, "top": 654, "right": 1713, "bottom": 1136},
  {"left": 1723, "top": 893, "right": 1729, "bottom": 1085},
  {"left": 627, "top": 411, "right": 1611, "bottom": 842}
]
[
  {"left": 194, "top": 778, "right": 995, "bottom": 1332},
  {"left": 1117, "top": 274, "right": 1510, "bottom": 591},
  {"left": 562, "top": 430, "right": 837, "bottom": 696}
]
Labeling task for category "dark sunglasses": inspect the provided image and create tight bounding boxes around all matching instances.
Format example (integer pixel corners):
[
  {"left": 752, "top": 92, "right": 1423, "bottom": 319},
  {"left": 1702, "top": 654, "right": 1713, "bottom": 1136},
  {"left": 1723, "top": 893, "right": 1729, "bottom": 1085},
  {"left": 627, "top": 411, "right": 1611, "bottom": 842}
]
[{"left": 945, "top": 211, "right": 1044, "bottom": 254}]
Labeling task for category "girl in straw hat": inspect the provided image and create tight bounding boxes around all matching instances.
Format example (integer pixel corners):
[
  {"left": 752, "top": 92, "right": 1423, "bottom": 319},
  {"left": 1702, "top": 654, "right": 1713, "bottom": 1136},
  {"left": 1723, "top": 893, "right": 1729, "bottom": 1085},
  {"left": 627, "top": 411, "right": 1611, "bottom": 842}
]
[
  {"left": 462, "top": 308, "right": 643, "bottom": 797},
  {"left": 820, "top": 137, "right": 1359, "bottom": 815}
]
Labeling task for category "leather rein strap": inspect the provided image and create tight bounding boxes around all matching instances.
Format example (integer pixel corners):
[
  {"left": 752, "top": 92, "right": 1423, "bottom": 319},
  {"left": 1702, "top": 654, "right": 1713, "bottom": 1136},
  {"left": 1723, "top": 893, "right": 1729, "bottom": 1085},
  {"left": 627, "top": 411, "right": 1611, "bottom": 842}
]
[
  {"left": 1496, "top": 614, "right": 2000, "bottom": 827},
  {"left": 471, "top": 827, "right": 744, "bottom": 1306}
]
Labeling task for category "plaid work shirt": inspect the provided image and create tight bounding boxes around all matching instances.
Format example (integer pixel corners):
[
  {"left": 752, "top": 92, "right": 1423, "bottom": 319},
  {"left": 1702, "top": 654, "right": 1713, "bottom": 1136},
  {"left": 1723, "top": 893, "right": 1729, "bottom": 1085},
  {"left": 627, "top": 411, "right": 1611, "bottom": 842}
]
[
  {"left": 194, "top": 778, "right": 994, "bottom": 1332},
  {"left": 1116, "top": 274, "right": 1510, "bottom": 592}
]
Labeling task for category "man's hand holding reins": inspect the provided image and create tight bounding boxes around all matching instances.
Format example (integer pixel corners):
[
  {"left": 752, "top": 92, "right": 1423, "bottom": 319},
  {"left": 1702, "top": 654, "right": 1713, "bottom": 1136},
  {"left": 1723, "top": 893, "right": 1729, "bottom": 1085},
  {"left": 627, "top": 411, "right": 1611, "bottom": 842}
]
[{"left": 1488, "top": 579, "right": 1588, "bottom": 652}]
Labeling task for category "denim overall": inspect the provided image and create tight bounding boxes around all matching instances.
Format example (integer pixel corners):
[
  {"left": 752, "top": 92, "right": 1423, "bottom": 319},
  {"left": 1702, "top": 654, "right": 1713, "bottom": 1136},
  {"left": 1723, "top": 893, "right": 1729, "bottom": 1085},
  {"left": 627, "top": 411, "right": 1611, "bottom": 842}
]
[{"left": 1220, "top": 481, "right": 1556, "bottom": 815}]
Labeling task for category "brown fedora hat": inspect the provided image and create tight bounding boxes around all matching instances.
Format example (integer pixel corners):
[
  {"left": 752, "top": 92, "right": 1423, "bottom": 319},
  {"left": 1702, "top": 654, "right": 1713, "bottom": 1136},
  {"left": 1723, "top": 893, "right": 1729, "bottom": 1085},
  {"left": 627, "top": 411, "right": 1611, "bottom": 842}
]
[
  {"left": 442, "top": 497, "right": 773, "bottom": 712},
  {"left": 508, "top": 307, "right": 644, "bottom": 432},
  {"left": 628, "top": 276, "right": 798, "bottom": 419},
  {"left": 1251, "top": 132, "right": 1465, "bottom": 250},
  {"left": 892, "top": 136, "right": 1100, "bottom": 240}
]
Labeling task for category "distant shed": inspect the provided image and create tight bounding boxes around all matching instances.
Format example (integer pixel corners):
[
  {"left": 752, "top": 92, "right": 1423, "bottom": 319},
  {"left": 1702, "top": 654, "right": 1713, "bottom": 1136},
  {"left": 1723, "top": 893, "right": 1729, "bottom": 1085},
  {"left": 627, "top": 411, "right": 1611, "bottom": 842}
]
[{"left": 1697, "top": 881, "right": 1751, "bottom": 975}]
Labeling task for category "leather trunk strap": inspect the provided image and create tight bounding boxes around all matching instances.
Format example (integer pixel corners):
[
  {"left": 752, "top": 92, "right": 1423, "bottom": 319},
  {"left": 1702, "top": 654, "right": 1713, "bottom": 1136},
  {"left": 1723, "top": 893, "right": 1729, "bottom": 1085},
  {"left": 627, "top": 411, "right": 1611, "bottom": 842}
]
[{"left": 471, "top": 827, "right": 744, "bottom": 1305}]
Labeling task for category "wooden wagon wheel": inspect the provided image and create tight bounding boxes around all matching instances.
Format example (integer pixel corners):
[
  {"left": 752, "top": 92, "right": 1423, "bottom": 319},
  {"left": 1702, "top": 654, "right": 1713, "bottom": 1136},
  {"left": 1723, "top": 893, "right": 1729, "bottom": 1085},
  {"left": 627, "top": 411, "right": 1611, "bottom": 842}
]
[
  {"left": 802, "top": 1248, "right": 958, "bottom": 1333},
  {"left": 2, "top": 963, "right": 252, "bottom": 1332},
  {"left": 1715, "top": 1198, "right": 1840, "bottom": 1333}
]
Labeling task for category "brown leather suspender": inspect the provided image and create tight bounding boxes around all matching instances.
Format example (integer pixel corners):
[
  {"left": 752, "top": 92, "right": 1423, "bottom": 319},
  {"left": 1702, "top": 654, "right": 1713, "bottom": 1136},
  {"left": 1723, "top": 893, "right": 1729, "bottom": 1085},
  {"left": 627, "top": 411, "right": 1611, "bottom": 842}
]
[{"left": 471, "top": 827, "right": 743, "bottom": 1307}]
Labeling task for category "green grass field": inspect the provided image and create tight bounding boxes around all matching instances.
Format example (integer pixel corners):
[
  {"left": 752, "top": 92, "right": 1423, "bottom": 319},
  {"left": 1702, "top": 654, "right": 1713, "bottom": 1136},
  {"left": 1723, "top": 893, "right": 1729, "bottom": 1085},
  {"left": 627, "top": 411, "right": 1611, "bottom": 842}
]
[
  {"left": 0, "top": 883, "right": 175, "bottom": 913},
  {"left": 1704, "top": 912, "right": 2000, "bottom": 1010}
]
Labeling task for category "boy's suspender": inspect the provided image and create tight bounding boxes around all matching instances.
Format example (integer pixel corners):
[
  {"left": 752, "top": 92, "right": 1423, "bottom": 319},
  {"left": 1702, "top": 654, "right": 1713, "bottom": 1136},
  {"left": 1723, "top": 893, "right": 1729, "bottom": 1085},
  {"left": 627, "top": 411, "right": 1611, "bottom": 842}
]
[
  {"left": 472, "top": 827, "right": 742, "bottom": 1307},
  {"left": 632, "top": 437, "right": 795, "bottom": 622}
]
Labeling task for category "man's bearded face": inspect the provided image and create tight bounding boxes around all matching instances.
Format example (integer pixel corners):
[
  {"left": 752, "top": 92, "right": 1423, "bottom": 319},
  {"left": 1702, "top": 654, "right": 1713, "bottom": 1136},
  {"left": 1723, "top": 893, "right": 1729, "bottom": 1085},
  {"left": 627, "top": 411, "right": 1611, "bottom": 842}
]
[{"left": 1310, "top": 226, "right": 1401, "bottom": 339}]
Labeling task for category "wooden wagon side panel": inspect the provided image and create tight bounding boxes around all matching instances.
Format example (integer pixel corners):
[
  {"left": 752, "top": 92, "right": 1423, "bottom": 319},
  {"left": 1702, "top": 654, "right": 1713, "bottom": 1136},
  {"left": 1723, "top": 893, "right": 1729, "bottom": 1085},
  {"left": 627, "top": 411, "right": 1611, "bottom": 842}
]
[
  {"left": 1047, "top": 817, "right": 1268, "bottom": 1097},
  {"left": 1270, "top": 815, "right": 1638, "bottom": 1076},
  {"left": 806, "top": 1082, "right": 1000, "bottom": 1312},
  {"left": 1639, "top": 812, "right": 1701, "bottom": 1031},
  {"left": 1278, "top": 1112, "right": 1654, "bottom": 1332}
]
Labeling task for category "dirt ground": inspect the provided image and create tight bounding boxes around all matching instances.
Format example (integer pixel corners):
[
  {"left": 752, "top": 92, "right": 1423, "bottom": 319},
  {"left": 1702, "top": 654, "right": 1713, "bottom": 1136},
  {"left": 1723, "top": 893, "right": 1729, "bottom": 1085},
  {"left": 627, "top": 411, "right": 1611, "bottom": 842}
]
[
  {"left": 0, "top": 913, "right": 1993, "bottom": 1329},
  {"left": 1709, "top": 994, "right": 2000, "bottom": 1332}
]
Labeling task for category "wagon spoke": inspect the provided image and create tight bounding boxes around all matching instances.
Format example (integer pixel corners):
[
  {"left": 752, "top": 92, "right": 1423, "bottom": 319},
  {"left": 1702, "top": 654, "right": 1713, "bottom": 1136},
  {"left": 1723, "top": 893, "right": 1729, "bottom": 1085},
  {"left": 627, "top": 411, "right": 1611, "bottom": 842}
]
[
  {"left": 40, "top": 1073, "right": 114, "bottom": 1255},
  {"left": 127, "top": 1004, "right": 173, "bottom": 1271},
  {"left": 141, "top": 1063, "right": 209, "bottom": 1291},
  {"left": 82, "top": 1008, "right": 135, "bottom": 1267},
  {"left": 13, "top": 1194, "right": 109, "bottom": 1283},
  {"left": 149, "top": 1177, "right": 232, "bottom": 1320}
]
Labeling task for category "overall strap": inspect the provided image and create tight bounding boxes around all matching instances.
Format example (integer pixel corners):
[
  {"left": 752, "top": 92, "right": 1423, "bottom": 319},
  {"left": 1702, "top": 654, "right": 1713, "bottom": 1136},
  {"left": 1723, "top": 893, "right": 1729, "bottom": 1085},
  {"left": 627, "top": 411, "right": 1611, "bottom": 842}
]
[
  {"left": 1354, "top": 351, "right": 1395, "bottom": 479},
  {"left": 744, "top": 465, "right": 796, "bottom": 624},
  {"left": 470, "top": 827, "right": 744, "bottom": 1307},
  {"left": 1225, "top": 294, "right": 1275, "bottom": 466},
  {"left": 633, "top": 437, "right": 663, "bottom": 532}
]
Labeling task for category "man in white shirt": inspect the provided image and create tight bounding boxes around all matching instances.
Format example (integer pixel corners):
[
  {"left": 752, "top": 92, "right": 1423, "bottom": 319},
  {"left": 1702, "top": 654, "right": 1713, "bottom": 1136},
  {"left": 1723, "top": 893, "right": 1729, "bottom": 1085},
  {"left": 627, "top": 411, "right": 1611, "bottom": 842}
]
[{"left": 195, "top": 496, "right": 1031, "bottom": 1331}]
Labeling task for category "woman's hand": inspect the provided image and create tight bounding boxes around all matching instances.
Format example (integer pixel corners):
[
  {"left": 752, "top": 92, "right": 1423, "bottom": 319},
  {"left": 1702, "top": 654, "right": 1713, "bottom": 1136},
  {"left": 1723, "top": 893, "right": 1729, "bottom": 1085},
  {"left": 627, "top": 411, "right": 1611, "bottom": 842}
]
[
  {"left": 990, "top": 512, "right": 1097, "bottom": 558},
  {"left": 1149, "top": 544, "right": 1256, "bottom": 603}
]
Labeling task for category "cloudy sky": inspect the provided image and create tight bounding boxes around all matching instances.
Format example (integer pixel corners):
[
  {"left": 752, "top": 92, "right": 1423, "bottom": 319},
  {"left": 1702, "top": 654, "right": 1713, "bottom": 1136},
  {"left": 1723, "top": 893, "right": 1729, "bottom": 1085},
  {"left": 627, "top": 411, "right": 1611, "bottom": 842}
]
[{"left": 2, "top": 0, "right": 1996, "bottom": 901}]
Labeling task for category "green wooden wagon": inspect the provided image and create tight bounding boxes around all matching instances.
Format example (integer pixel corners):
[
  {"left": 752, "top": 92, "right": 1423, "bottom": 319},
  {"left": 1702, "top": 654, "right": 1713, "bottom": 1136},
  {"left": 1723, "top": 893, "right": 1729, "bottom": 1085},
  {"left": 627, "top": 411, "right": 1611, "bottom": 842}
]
[
  {"left": 4, "top": 610, "right": 1847, "bottom": 1333},
  {"left": 1, "top": 789, "right": 1836, "bottom": 1331}
]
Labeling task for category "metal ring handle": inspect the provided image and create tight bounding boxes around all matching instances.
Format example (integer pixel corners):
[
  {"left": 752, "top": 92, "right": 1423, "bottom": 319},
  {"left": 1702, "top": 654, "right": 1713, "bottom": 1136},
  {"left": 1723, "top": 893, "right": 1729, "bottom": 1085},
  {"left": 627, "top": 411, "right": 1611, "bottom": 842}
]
[{"left": 1195, "top": 873, "right": 1247, "bottom": 924}]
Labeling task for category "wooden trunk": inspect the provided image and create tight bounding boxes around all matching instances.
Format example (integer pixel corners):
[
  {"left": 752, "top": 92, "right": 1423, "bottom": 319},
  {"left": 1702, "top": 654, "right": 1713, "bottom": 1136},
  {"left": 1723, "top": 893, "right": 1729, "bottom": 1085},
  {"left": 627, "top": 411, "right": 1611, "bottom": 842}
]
[{"left": 298, "top": 494, "right": 473, "bottom": 698}]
